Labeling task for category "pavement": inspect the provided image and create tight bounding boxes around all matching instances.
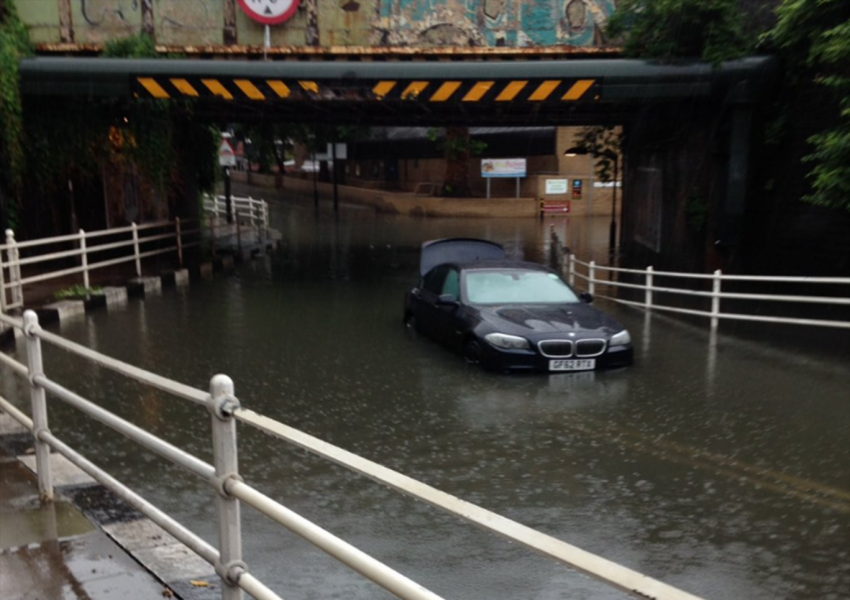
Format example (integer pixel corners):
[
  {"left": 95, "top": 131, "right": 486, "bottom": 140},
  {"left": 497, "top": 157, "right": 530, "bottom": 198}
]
[{"left": 0, "top": 411, "right": 219, "bottom": 600}]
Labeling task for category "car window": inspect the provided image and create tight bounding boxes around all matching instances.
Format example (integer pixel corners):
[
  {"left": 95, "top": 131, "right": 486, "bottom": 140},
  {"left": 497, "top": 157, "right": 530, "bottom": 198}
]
[
  {"left": 423, "top": 266, "right": 447, "bottom": 294},
  {"left": 465, "top": 269, "right": 580, "bottom": 304},
  {"left": 442, "top": 268, "right": 460, "bottom": 299}
]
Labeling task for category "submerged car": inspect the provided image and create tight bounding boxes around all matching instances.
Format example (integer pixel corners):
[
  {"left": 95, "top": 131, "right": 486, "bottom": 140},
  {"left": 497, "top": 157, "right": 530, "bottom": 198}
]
[{"left": 403, "top": 239, "right": 633, "bottom": 372}]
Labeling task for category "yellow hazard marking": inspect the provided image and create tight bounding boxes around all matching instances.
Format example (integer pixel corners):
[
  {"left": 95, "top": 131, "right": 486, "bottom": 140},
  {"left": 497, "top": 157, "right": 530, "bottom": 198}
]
[
  {"left": 234, "top": 79, "right": 265, "bottom": 100},
  {"left": 529, "top": 80, "right": 561, "bottom": 101},
  {"left": 430, "top": 81, "right": 462, "bottom": 102},
  {"left": 496, "top": 81, "right": 528, "bottom": 102},
  {"left": 463, "top": 81, "right": 494, "bottom": 102},
  {"left": 138, "top": 78, "right": 169, "bottom": 99},
  {"left": 401, "top": 81, "right": 429, "bottom": 100},
  {"left": 372, "top": 81, "right": 396, "bottom": 99},
  {"left": 266, "top": 80, "right": 291, "bottom": 98},
  {"left": 562, "top": 79, "right": 595, "bottom": 101},
  {"left": 169, "top": 79, "right": 198, "bottom": 97},
  {"left": 202, "top": 79, "right": 233, "bottom": 100},
  {"left": 299, "top": 81, "right": 319, "bottom": 93}
]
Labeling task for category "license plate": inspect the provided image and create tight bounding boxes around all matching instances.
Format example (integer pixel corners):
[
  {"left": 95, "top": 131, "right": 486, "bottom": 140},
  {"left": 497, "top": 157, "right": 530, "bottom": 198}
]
[{"left": 549, "top": 359, "right": 596, "bottom": 372}]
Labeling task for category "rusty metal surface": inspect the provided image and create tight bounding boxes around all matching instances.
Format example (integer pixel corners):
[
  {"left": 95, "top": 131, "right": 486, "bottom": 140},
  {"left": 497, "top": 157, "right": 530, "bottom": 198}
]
[{"left": 34, "top": 43, "right": 622, "bottom": 60}]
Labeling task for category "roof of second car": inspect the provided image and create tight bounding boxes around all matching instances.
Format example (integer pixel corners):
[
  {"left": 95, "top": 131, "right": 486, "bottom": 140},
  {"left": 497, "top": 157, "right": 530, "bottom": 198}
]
[{"left": 452, "top": 259, "right": 555, "bottom": 272}]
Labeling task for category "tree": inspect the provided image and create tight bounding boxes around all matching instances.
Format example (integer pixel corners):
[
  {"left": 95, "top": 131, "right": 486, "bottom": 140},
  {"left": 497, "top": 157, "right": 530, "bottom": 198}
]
[
  {"left": 767, "top": 0, "right": 850, "bottom": 211},
  {"left": 605, "top": 0, "right": 752, "bottom": 65},
  {"left": 428, "top": 127, "right": 487, "bottom": 197}
]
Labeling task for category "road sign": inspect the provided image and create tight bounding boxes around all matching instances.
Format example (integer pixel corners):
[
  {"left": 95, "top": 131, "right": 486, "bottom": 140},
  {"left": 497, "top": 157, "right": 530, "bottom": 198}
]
[
  {"left": 237, "top": 0, "right": 301, "bottom": 25},
  {"left": 219, "top": 139, "right": 237, "bottom": 167}
]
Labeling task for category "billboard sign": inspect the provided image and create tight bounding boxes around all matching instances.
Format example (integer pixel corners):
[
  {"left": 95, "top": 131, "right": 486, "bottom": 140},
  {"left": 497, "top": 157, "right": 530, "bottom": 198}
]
[
  {"left": 545, "top": 179, "right": 568, "bottom": 194},
  {"left": 481, "top": 158, "right": 526, "bottom": 178}
]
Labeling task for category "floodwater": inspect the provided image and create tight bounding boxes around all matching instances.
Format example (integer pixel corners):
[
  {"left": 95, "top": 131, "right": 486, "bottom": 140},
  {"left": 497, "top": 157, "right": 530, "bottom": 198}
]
[{"left": 1, "top": 188, "right": 848, "bottom": 600}]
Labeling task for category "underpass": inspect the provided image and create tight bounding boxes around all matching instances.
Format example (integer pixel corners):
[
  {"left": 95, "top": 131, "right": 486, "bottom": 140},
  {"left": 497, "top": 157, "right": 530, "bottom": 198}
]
[{"left": 1, "top": 192, "right": 846, "bottom": 599}]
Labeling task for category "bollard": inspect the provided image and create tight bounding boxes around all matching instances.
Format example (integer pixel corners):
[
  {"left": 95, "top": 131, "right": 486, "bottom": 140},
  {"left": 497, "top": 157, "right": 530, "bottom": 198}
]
[
  {"left": 79, "top": 229, "right": 90, "bottom": 291},
  {"left": 24, "top": 311, "right": 54, "bottom": 503},
  {"left": 711, "top": 269, "right": 722, "bottom": 331},
  {"left": 208, "top": 375, "right": 245, "bottom": 600},
  {"left": 645, "top": 266, "right": 654, "bottom": 309}
]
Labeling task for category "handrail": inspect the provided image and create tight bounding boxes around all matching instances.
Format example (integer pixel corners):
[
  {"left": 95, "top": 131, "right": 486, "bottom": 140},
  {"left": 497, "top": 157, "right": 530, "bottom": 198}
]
[
  {"left": 563, "top": 250, "right": 850, "bottom": 330},
  {"left": 1, "top": 195, "right": 267, "bottom": 311},
  {"left": 0, "top": 310, "right": 704, "bottom": 600}
]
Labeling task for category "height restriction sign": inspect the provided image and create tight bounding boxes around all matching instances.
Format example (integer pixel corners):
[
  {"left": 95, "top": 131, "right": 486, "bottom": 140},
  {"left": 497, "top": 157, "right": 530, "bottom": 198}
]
[{"left": 237, "top": 0, "right": 301, "bottom": 25}]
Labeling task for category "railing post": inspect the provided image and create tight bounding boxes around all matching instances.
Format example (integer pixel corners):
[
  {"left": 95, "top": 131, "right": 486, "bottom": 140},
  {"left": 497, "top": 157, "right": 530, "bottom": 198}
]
[
  {"left": 249, "top": 197, "right": 256, "bottom": 227},
  {"left": 568, "top": 253, "right": 575, "bottom": 286},
  {"left": 132, "top": 222, "right": 141, "bottom": 276},
  {"left": 588, "top": 260, "right": 596, "bottom": 296},
  {"left": 6, "top": 229, "right": 22, "bottom": 307},
  {"left": 0, "top": 238, "right": 6, "bottom": 312},
  {"left": 209, "top": 213, "right": 217, "bottom": 257},
  {"left": 24, "top": 310, "right": 53, "bottom": 503},
  {"left": 645, "top": 266, "right": 654, "bottom": 309},
  {"left": 263, "top": 201, "right": 269, "bottom": 241},
  {"left": 711, "top": 269, "right": 722, "bottom": 331},
  {"left": 79, "top": 229, "right": 90, "bottom": 291},
  {"left": 208, "top": 375, "right": 245, "bottom": 600},
  {"left": 175, "top": 218, "right": 184, "bottom": 267}
]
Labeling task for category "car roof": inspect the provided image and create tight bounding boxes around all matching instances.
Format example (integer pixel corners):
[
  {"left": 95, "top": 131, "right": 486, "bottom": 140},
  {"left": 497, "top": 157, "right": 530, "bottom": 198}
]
[{"left": 453, "top": 259, "right": 555, "bottom": 272}]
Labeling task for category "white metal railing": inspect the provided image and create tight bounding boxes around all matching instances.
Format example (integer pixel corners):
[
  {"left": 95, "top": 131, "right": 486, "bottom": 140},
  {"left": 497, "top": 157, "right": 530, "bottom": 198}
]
[
  {"left": 0, "top": 221, "right": 203, "bottom": 312},
  {"left": 565, "top": 254, "right": 850, "bottom": 330},
  {"left": 0, "top": 309, "right": 703, "bottom": 600},
  {"left": 203, "top": 194, "right": 269, "bottom": 234},
  {"left": 0, "top": 196, "right": 270, "bottom": 312}
]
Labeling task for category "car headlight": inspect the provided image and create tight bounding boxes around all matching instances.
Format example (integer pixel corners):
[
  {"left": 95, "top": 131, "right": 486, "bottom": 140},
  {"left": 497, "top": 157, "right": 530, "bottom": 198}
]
[
  {"left": 484, "top": 333, "right": 531, "bottom": 350},
  {"left": 609, "top": 329, "right": 631, "bottom": 347}
]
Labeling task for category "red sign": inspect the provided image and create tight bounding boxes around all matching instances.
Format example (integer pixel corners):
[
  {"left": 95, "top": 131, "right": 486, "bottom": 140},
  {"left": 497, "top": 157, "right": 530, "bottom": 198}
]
[
  {"left": 541, "top": 201, "right": 570, "bottom": 214},
  {"left": 237, "top": 0, "right": 301, "bottom": 25}
]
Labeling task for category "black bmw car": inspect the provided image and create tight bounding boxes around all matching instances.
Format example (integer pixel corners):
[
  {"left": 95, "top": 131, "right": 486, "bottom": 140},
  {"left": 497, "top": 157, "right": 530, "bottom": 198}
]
[{"left": 403, "top": 238, "right": 634, "bottom": 372}]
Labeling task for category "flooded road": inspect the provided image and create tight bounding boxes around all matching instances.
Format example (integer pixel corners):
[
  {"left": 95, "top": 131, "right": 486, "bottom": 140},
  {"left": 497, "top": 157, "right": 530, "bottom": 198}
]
[{"left": 2, "top": 189, "right": 848, "bottom": 600}]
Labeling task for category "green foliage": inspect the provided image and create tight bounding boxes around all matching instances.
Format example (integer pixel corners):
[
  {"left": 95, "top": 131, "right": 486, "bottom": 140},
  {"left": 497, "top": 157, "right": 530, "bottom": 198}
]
[
  {"left": 0, "top": 0, "right": 32, "bottom": 226},
  {"left": 574, "top": 126, "right": 622, "bottom": 182},
  {"left": 685, "top": 193, "right": 709, "bottom": 231},
  {"left": 606, "top": 0, "right": 752, "bottom": 65},
  {"left": 768, "top": 0, "right": 850, "bottom": 210},
  {"left": 102, "top": 34, "right": 158, "bottom": 58},
  {"left": 54, "top": 285, "right": 103, "bottom": 300},
  {"left": 427, "top": 127, "right": 487, "bottom": 159}
]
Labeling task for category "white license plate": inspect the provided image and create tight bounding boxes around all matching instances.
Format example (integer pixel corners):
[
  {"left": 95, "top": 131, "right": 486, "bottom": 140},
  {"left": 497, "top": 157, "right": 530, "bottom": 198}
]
[{"left": 549, "top": 359, "right": 596, "bottom": 372}]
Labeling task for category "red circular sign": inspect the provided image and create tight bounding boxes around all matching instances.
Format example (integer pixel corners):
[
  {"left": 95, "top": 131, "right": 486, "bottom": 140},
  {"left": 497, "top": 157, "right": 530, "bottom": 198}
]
[{"left": 237, "top": 0, "right": 301, "bottom": 25}]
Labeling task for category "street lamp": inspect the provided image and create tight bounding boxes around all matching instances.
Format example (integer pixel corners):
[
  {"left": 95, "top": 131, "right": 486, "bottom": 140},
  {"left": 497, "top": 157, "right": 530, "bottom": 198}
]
[{"left": 564, "top": 146, "right": 620, "bottom": 252}]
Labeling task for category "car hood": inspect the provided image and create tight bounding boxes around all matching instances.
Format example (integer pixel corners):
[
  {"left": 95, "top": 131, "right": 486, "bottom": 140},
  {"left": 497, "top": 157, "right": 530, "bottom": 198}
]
[{"left": 477, "top": 303, "right": 622, "bottom": 337}]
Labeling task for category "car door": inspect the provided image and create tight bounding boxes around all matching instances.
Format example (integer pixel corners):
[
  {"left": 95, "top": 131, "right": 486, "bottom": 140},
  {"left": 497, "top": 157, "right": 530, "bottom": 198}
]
[
  {"left": 433, "top": 266, "right": 465, "bottom": 348},
  {"left": 412, "top": 265, "right": 449, "bottom": 341}
]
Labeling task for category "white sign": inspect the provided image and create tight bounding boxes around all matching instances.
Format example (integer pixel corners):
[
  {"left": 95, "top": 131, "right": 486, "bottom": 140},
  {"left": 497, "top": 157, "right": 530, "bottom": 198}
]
[
  {"left": 546, "top": 179, "right": 568, "bottom": 194},
  {"left": 481, "top": 158, "right": 526, "bottom": 178},
  {"left": 326, "top": 142, "right": 348, "bottom": 160},
  {"left": 237, "top": 0, "right": 301, "bottom": 25},
  {"left": 219, "top": 139, "right": 237, "bottom": 167}
]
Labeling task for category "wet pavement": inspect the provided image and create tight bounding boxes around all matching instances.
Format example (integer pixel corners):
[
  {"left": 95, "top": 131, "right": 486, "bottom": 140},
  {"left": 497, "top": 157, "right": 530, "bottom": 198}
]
[
  {"left": 0, "top": 184, "right": 848, "bottom": 599},
  {"left": 0, "top": 446, "right": 169, "bottom": 600}
]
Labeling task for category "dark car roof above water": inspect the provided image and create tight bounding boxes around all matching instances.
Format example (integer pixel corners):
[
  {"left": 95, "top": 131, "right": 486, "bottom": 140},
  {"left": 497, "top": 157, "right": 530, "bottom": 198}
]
[{"left": 450, "top": 260, "right": 554, "bottom": 273}]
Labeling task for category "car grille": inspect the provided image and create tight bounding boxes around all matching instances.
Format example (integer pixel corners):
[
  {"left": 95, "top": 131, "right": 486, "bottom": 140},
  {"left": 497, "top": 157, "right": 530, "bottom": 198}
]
[
  {"left": 538, "top": 340, "right": 573, "bottom": 358},
  {"left": 575, "top": 339, "right": 606, "bottom": 357}
]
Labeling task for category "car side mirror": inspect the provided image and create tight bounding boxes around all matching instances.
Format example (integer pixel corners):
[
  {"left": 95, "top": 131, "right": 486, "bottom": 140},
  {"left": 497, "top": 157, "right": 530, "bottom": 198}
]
[
  {"left": 437, "top": 293, "right": 459, "bottom": 307},
  {"left": 580, "top": 292, "right": 594, "bottom": 303}
]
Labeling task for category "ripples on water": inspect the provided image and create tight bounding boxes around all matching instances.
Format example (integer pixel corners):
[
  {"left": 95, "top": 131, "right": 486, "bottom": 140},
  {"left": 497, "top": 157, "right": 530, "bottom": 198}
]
[{"left": 2, "top": 196, "right": 848, "bottom": 599}]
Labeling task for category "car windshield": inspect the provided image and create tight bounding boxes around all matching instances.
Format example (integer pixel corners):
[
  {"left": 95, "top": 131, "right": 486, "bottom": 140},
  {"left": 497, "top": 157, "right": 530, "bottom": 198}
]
[{"left": 465, "top": 269, "right": 580, "bottom": 304}]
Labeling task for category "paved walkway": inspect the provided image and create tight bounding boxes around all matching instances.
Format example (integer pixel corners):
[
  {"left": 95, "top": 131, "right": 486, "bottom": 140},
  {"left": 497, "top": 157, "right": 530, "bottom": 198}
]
[{"left": 0, "top": 445, "right": 170, "bottom": 599}]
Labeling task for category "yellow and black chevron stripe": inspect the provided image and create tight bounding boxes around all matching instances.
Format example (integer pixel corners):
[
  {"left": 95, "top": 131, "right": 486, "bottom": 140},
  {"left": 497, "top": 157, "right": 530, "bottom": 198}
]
[{"left": 135, "top": 77, "right": 599, "bottom": 103}]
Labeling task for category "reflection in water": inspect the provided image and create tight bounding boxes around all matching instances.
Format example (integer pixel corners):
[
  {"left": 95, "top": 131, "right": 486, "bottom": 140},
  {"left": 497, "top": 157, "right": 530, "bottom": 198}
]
[{"left": 1, "top": 189, "right": 848, "bottom": 600}]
